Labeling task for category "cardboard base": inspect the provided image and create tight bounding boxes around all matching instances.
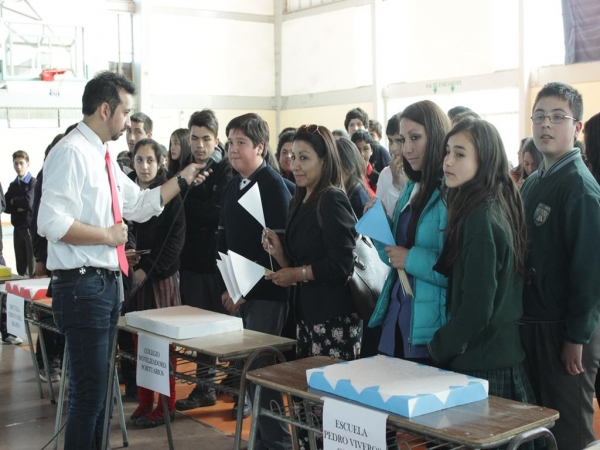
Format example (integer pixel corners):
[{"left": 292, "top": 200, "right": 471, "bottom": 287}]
[
  {"left": 125, "top": 305, "right": 243, "bottom": 340},
  {"left": 307, "top": 355, "right": 488, "bottom": 418}
]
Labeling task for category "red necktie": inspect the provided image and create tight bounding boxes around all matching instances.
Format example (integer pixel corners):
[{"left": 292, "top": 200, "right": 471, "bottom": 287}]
[{"left": 105, "top": 149, "right": 129, "bottom": 275}]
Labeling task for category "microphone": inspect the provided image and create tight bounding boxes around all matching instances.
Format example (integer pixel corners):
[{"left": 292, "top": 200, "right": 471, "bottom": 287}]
[{"left": 202, "top": 150, "right": 223, "bottom": 173}]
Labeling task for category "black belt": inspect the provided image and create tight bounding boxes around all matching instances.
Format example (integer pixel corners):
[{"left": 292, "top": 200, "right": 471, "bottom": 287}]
[{"left": 53, "top": 267, "right": 120, "bottom": 278}]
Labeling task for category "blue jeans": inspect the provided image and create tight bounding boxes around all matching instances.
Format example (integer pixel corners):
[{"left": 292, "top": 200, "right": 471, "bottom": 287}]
[{"left": 52, "top": 269, "right": 122, "bottom": 450}]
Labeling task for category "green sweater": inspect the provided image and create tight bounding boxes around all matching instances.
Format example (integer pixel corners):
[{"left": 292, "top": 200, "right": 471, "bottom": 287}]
[
  {"left": 428, "top": 204, "right": 525, "bottom": 371},
  {"left": 521, "top": 155, "right": 600, "bottom": 344}
]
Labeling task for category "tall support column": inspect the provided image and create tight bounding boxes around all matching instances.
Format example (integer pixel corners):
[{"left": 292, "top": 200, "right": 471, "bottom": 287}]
[
  {"left": 371, "top": 0, "right": 384, "bottom": 122},
  {"left": 274, "top": 0, "right": 284, "bottom": 135}
]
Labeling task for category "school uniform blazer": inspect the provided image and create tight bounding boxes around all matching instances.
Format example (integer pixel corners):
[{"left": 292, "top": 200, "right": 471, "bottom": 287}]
[{"left": 285, "top": 188, "right": 356, "bottom": 325}]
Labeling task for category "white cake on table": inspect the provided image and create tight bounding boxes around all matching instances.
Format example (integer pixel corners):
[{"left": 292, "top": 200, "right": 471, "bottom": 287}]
[
  {"left": 306, "top": 355, "right": 489, "bottom": 418},
  {"left": 125, "top": 305, "right": 243, "bottom": 340}
]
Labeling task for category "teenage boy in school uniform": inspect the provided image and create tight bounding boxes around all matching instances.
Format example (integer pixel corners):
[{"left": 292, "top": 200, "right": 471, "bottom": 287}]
[
  {"left": 5, "top": 150, "right": 36, "bottom": 276},
  {"left": 520, "top": 82, "right": 600, "bottom": 450},
  {"left": 218, "top": 113, "right": 292, "bottom": 450}
]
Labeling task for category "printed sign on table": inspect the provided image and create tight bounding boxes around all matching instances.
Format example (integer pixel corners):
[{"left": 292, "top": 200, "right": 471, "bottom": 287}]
[
  {"left": 322, "top": 397, "right": 388, "bottom": 450},
  {"left": 136, "top": 332, "right": 170, "bottom": 396},
  {"left": 6, "top": 293, "right": 27, "bottom": 340}
]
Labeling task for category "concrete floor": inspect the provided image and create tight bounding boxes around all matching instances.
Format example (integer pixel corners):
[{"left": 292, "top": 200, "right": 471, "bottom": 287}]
[{"left": 0, "top": 341, "right": 240, "bottom": 450}]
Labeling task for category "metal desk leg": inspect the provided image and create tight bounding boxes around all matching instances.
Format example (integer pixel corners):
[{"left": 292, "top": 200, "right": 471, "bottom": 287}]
[
  {"left": 23, "top": 311, "right": 44, "bottom": 399},
  {"left": 101, "top": 326, "right": 120, "bottom": 450},
  {"left": 114, "top": 370, "right": 129, "bottom": 448},
  {"left": 37, "top": 322, "right": 56, "bottom": 403},
  {"left": 285, "top": 391, "right": 298, "bottom": 450},
  {"left": 53, "top": 344, "right": 69, "bottom": 450},
  {"left": 161, "top": 393, "right": 174, "bottom": 450},
  {"left": 235, "top": 346, "right": 287, "bottom": 450},
  {"left": 506, "top": 427, "right": 557, "bottom": 450},
  {"left": 247, "top": 385, "right": 262, "bottom": 450}
]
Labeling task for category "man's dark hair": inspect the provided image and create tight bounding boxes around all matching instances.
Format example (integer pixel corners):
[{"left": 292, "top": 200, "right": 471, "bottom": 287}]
[
  {"left": 332, "top": 129, "right": 350, "bottom": 139},
  {"left": 447, "top": 106, "right": 479, "bottom": 123},
  {"left": 279, "top": 127, "right": 296, "bottom": 138},
  {"left": 81, "top": 71, "right": 136, "bottom": 117},
  {"left": 131, "top": 112, "right": 153, "bottom": 134},
  {"left": 368, "top": 119, "right": 383, "bottom": 138},
  {"left": 385, "top": 113, "right": 402, "bottom": 136},
  {"left": 534, "top": 82, "right": 583, "bottom": 121},
  {"left": 188, "top": 109, "right": 219, "bottom": 137},
  {"left": 226, "top": 113, "right": 270, "bottom": 153},
  {"left": 344, "top": 107, "right": 369, "bottom": 132},
  {"left": 12, "top": 150, "right": 29, "bottom": 162},
  {"left": 350, "top": 129, "right": 375, "bottom": 147}
]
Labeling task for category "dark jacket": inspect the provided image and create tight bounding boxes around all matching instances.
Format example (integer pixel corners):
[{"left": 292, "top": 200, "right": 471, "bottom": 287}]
[
  {"left": 521, "top": 155, "right": 600, "bottom": 344},
  {"left": 31, "top": 169, "right": 47, "bottom": 263},
  {"left": 285, "top": 188, "right": 356, "bottom": 324},
  {"left": 5, "top": 173, "right": 36, "bottom": 228},
  {"left": 428, "top": 204, "right": 524, "bottom": 371},
  {"left": 0, "top": 182, "right": 5, "bottom": 255},
  {"left": 218, "top": 163, "right": 291, "bottom": 301},
  {"left": 370, "top": 143, "right": 391, "bottom": 173},
  {"left": 180, "top": 148, "right": 233, "bottom": 274},
  {"left": 347, "top": 182, "right": 370, "bottom": 219},
  {"left": 128, "top": 170, "right": 186, "bottom": 279}
]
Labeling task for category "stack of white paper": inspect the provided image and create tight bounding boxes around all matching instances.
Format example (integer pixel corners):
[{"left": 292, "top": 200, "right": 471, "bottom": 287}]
[{"left": 217, "top": 251, "right": 268, "bottom": 304}]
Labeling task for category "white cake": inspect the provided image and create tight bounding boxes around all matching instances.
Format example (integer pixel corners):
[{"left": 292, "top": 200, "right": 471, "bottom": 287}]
[
  {"left": 125, "top": 305, "right": 243, "bottom": 340},
  {"left": 307, "top": 355, "right": 489, "bottom": 418},
  {"left": 5, "top": 278, "right": 50, "bottom": 300}
]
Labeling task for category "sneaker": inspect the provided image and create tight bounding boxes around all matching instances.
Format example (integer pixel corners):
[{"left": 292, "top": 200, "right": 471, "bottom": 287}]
[
  {"left": 231, "top": 393, "right": 252, "bottom": 419},
  {"left": 39, "top": 368, "right": 60, "bottom": 383},
  {"left": 135, "top": 410, "right": 176, "bottom": 428},
  {"left": 129, "top": 406, "right": 152, "bottom": 425},
  {"left": 175, "top": 388, "right": 216, "bottom": 411},
  {"left": 2, "top": 335, "right": 23, "bottom": 345}
]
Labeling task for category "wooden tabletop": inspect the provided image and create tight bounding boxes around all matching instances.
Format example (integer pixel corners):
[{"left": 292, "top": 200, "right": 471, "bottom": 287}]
[
  {"left": 118, "top": 316, "right": 296, "bottom": 359},
  {"left": 245, "top": 356, "right": 559, "bottom": 448}
]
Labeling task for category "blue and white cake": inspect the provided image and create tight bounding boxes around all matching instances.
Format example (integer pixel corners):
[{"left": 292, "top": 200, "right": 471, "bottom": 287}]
[{"left": 306, "top": 355, "right": 488, "bottom": 418}]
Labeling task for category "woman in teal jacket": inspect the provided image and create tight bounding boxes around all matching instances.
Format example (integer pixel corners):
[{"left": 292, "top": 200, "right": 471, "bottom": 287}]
[{"left": 369, "top": 100, "right": 450, "bottom": 361}]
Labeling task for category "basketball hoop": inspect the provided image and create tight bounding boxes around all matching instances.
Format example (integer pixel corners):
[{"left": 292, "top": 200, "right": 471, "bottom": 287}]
[{"left": 40, "top": 69, "right": 66, "bottom": 96}]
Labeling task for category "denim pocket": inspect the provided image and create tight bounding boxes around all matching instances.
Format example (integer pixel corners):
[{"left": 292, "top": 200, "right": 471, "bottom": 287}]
[{"left": 52, "top": 274, "right": 112, "bottom": 331}]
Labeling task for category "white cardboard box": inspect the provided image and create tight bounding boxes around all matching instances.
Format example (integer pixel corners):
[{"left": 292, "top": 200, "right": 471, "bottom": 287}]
[
  {"left": 307, "top": 355, "right": 489, "bottom": 418},
  {"left": 125, "top": 305, "right": 243, "bottom": 340}
]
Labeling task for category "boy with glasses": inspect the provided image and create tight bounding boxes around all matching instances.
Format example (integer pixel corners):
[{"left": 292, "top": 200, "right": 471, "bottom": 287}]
[{"left": 520, "top": 82, "right": 600, "bottom": 450}]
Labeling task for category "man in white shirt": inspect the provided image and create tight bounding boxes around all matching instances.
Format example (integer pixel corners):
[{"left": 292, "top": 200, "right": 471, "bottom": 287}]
[{"left": 37, "top": 71, "right": 202, "bottom": 450}]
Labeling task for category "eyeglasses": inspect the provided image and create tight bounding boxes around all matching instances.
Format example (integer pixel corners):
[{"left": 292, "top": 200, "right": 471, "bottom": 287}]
[
  {"left": 299, "top": 124, "right": 320, "bottom": 134},
  {"left": 531, "top": 114, "right": 577, "bottom": 125}
]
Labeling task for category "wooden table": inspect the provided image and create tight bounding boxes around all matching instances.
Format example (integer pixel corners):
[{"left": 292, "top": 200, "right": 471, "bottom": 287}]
[
  {"left": 245, "top": 356, "right": 559, "bottom": 450},
  {"left": 116, "top": 316, "right": 296, "bottom": 450}
]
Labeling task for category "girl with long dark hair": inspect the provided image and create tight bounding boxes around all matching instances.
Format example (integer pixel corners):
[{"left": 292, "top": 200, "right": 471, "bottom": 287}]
[
  {"left": 166, "top": 128, "right": 191, "bottom": 179},
  {"left": 369, "top": 100, "right": 450, "bottom": 361},
  {"left": 428, "top": 117, "right": 535, "bottom": 410}
]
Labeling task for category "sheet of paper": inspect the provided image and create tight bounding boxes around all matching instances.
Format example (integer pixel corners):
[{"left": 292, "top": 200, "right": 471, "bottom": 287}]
[
  {"left": 238, "top": 182, "right": 266, "bottom": 228},
  {"left": 136, "top": 332, "right": 170, "bottom": 397},
  {"left": 355, "top": 197, "right": 395, "bottom": 246},
  {"left": 216, "top": 258, "right": 236, "bottom": 304},
  {"left": 229, "top": 250, "right": 266, "bottom": 297},
  {"left": 322, "top": 397, "right": 388, "bottom": 450},
  {"left": 223, "top": 252, "right": 242, "bottom": 303},
  {"left": 6, "top": 293, "right": 27, "bottom": 341}
]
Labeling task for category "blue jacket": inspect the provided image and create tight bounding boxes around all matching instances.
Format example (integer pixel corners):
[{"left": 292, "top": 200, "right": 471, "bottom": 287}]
[{"left": 368, "top": 181, "right": 448, "bottom": 346}]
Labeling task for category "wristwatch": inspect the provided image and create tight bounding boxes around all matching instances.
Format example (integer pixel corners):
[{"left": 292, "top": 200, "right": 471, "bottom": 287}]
[{"left": 302, "top": 265, "right": 308, "bottom": 283}]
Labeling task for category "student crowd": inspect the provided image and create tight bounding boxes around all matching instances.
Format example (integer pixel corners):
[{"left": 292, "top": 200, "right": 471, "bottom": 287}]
[{"left": 1, "top": 72, "right": 600, "bottom": 450}]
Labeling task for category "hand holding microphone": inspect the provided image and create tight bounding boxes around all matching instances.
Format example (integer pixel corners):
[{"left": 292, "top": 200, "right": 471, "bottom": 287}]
[{"left": 180, "top": 151, "right": 223, "bottom": 188}]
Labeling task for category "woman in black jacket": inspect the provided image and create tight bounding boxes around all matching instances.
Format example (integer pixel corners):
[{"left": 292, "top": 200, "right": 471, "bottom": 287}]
[
  {"left": 127, "top": 138, "right": 185, "bottom": 428},
  {"left": 263, "top": 125, "right": 360, "bottom": 361}
]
